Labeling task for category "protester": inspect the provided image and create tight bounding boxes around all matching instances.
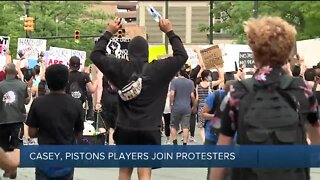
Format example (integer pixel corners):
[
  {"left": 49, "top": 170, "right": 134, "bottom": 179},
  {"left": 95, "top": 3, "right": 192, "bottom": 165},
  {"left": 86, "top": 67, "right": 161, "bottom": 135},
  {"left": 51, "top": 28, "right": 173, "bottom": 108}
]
[
  {"left": 26, "top": 64, "right": 84, "bottom": 180},
  {"left": 66, "top": 56, "right": 97, "bottom": 120},
  {"left": 196, "top": 67, "right": 223, "bottom": 143},
  {"left": 90, "top": 17, "right": 188, "bottom": 180},
  {"left": 163, "top": 85, "right": 172, "bottom": 144},
  {"left": 0, "top": 63, "right": 31, "bottom": 179},
  {"left": 96, "top": 70, "right": 118, "bottom": 145},
  {"left": 170, "top": 69, "right": 196, "bottom": 145},
  {"left": 211, "top": 16, "right": 318, "bottom": 180},
  {"left": 202, "top": 81, "right": 238, "bottom": 180}
]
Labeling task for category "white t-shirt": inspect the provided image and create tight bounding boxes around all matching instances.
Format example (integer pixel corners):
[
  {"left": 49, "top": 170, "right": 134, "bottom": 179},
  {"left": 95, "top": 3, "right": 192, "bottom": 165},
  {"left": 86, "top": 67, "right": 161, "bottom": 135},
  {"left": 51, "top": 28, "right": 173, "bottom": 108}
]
[{"left": 163, "top": 87, "right": 171, "bottom": 114}]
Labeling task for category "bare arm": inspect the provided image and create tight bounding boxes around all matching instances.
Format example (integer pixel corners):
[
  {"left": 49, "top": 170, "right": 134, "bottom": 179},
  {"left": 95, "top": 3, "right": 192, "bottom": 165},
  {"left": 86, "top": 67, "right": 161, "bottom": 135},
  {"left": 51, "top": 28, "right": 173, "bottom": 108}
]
[
  {"left": 28, "top": 127, "right": 38, "bottom": 138},
  {"left": 170, "top": 90, "right": 175, "bottom": 107},
  {"left": 201, "top": 104, "right": 215, "bottom": 120},
  {"left": 210, "top": 134, "right": 233, "bottom": 180},
  {"left": 96, "top": 70, "right": 103, "bottom": 105},
  {"left": 86, "top": 81, "right": 98, "bottom": 94}
]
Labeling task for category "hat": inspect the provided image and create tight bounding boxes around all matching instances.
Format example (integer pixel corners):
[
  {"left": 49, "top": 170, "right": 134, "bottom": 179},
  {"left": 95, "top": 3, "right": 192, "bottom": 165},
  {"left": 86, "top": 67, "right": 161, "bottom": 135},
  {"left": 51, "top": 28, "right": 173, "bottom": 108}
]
[{"left": 69, "top": 56, "right": 80, "bottom": 71}]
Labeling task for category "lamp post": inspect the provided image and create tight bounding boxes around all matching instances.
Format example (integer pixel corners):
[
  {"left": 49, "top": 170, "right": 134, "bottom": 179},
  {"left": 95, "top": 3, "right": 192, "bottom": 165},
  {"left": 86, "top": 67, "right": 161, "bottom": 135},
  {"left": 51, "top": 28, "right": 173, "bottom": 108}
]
[
  {"left": 253, "top": 1, "right": 259, "bottom": 18},
  {"left": 164, "top": 0, "right": 169, "bottom": 54},
  {"left": 209, "top": 0, "right": 214, "bottom": 44},
  {"left": 25, "top": 0, "right": 30, "bottom": 38}
]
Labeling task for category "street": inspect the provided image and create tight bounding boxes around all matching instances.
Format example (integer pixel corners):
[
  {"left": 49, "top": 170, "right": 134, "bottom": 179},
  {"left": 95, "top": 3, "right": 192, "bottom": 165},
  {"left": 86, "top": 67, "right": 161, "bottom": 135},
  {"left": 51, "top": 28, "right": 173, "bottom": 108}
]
[{"left": 2, "top": 132, "right": 320, "bottom": 180}]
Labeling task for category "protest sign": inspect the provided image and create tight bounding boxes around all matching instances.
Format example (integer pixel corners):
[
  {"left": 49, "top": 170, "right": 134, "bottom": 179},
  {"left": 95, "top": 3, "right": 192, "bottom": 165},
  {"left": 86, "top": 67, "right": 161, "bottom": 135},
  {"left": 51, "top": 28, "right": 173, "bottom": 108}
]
[
  {"left": 149, "top": 45, "right": 166, "bottom": 63},
  {"left": 297, "top": 38, "right": 320, "bottom": 67},
  {"left": 123, "top": 25, "right": 147, "bottom": 39},
  {"left": 185, "top": 48, "right": 200, "bottom": 69},
  {"left": 219, "top": 44, "right": 253, "bottom": 72},
  {"left": 17, "top": 38, "right": 47, "bottom": 68},
  {"left": 106, "top": 38, "right": 131, "bottom": 60},
  {"left": 47, "top": 47, "right": 86, "bottom": 70},
  {"left": 0, "top": 36, "right": 10, "bottom": 70},
  {"left": 239, "top": 52, "right": 254, "bottom": 68},
  {"left": 200, "top": 45, "right": 223, "bottom": 69}
]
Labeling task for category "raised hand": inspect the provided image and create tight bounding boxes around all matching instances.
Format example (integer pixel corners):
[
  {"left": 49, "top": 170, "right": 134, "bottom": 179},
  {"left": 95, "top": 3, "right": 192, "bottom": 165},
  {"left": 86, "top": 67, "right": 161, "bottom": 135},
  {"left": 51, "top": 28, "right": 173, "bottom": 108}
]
[
  {"left": 106, "top": 17, "right": 123, "bottom": 34},
  {"left": 159, "top": 17, "right": 173, "bottom": 33}
]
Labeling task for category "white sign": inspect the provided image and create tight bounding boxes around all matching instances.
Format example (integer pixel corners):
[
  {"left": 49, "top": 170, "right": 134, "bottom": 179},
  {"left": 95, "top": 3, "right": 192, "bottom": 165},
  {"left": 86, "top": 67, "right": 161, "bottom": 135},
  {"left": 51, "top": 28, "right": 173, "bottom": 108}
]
[
  {"left": 17, "top": 38, "right": 47, "bottom": 60},
  {"left": 47, "top": 47, "right": 86, "bottom": 70},
  {"left": 0, "top": 36, "right": 10, "bottom": 70},
  {"left": 219, "top": 44, "right": 253, "bottom": 72},
  {"left": 185, "top": 48, "right": 200, "bottom": 69},
  {"left": 297, "top": 39, "right": 320, "bottom": 68}
]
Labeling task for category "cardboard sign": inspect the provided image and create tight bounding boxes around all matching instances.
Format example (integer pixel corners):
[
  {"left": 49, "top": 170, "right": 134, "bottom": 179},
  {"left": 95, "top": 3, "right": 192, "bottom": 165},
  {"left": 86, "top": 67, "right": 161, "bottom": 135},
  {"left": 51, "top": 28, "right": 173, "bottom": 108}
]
[
  {"left": 0, "top": 36, "right": 10, "bottom": 56},
  {"left": 149, "top": 45, "right": 166, "bottom": 63},
  {"left": 17, "top": 38, "right": 47, "bottom": 68},
  {"left": 239, "top": 52, "right": 254, "bottom": 68},
  {"left": 123, "top": 25, "right": 147, "bottom": 39},
  {"left": 47, "top": 47, "right": 86, "bottom": 70},
  {"left": 200, "top": 45, "right": 223, "bottom": 69},
  {"left": 0, "top": 36, "right": 10, "bottom": 70},
  {"left": 106, "top": 38, "right": 131, "bottom": 60}
]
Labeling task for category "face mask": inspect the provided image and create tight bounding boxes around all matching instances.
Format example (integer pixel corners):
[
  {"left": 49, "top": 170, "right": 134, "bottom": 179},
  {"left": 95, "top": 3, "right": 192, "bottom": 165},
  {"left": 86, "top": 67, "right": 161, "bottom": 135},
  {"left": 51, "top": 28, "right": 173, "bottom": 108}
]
[{"left": 207, "top": 76, "right": 212, "bottom": 82}]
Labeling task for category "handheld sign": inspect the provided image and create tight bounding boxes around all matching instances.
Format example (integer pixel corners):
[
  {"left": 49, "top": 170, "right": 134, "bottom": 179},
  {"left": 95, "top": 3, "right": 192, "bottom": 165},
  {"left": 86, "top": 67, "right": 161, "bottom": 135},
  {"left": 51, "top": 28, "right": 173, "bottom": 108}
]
[{"left": 147, "top": 5, "right": 161, "bottom": 22}]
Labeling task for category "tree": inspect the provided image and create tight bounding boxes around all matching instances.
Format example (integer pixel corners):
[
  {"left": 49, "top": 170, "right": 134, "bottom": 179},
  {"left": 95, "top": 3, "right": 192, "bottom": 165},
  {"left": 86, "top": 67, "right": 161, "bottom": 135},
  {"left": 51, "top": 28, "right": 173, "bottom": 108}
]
[
  {"left": 0, "top": 1, "right": 114, "bottom": 66},
  {"left": 198, "top": 1, "right": 320, "bottom": 44}
]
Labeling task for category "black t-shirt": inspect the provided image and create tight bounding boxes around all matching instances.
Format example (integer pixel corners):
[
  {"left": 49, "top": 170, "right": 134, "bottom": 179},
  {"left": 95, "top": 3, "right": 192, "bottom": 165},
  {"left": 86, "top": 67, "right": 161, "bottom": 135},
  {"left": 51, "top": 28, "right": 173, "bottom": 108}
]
[
  {"left": 67, "top": 71, "right": 91, "bottom": 95},
  {"left": 26, "top": 93, "right": 84, "bottom": 145}
]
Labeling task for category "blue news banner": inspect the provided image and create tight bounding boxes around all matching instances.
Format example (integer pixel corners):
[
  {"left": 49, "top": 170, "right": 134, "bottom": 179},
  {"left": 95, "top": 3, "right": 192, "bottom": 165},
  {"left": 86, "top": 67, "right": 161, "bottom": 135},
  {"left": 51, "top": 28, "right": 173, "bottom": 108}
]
[{"left": 20, "top": 145, "right": 320, "bottom": 168}]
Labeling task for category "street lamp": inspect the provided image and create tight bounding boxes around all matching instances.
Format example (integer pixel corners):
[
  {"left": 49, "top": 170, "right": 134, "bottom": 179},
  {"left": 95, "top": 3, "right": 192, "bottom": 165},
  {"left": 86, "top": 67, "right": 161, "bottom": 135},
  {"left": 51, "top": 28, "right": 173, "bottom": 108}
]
[{"left": 24, "top": 0, "right": 30, "bottom": 38}]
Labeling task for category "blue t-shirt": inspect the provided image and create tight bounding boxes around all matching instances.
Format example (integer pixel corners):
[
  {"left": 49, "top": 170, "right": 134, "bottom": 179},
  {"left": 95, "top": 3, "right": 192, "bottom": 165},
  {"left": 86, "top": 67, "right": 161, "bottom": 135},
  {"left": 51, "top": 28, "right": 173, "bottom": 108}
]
[{"left": 204, "top": 90, "right": 225, "bottom": 143}]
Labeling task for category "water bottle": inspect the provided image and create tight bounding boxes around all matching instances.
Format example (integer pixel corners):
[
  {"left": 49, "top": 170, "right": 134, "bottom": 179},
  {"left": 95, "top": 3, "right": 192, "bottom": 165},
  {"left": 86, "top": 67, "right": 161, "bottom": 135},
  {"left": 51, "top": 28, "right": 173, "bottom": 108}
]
[{"left": 148, "top": 5, "right": 160, "bottom": 22}]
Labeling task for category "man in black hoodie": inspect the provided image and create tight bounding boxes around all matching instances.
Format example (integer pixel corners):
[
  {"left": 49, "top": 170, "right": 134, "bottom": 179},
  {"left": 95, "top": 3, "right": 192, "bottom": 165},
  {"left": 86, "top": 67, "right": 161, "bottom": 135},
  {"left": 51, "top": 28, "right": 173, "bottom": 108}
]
[{"left": 90, "top": 17, "right": 188, "bottom": 180}]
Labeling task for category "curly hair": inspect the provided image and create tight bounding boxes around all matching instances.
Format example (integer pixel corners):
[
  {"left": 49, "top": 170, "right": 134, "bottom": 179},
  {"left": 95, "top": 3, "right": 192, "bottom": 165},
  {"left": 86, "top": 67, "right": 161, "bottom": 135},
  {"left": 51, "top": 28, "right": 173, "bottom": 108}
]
[{"left": 244, "top": 16, "right": 297, "bottom": 68}]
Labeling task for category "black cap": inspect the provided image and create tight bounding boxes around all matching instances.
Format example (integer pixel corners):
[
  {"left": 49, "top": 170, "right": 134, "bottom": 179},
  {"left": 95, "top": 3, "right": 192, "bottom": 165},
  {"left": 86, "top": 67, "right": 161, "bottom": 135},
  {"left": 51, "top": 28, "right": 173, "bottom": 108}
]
[{"left": 69, "top": 56, "right": 80, "bottom": 71}]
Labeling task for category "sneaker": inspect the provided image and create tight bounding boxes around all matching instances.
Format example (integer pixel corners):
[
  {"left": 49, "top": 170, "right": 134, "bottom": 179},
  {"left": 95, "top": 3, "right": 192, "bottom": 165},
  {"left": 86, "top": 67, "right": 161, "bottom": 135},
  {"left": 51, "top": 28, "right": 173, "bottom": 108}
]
[
  {"left": 189, "top": 136, "right": 197, "bottom": 143},
  {"left": 28, "top": 138, "right": 36, "bottom": 145},
  {"left": 164, "top": 140, "right": 172, "bottom": 145},
  {"left": 3, "top": 170, "right": 17, "bottom": 179}
]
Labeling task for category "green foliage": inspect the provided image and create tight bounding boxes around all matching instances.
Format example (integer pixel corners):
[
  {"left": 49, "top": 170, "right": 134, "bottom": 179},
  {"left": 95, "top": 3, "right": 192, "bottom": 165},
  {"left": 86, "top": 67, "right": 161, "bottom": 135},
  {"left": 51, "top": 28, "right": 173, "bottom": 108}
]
[
  {"left": 199, "top": 1, "right": 320, "bottom": 43},
  {"left": 0, "top": 1, "right": 114, "bottom": 66}
]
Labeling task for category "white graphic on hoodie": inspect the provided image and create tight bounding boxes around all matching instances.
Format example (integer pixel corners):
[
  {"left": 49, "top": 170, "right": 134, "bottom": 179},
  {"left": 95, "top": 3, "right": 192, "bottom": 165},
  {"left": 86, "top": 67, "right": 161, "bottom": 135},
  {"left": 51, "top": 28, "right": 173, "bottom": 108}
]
[{"left": 3, "top": 91, "right": 16, "bottom": 104}]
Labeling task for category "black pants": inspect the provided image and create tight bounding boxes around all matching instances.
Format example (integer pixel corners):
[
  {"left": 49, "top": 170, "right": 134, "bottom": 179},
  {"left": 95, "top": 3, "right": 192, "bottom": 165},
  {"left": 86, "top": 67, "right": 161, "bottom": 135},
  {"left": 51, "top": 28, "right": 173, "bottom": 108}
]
[
  {"left": 163, "top": 113, "right": 171, "bottom": 137},
  {"left": 190, "top": 113, "right": 196, "bottom": 137},
  {"left": 0, "top": 123, "right": 23, "bottom": 151}
]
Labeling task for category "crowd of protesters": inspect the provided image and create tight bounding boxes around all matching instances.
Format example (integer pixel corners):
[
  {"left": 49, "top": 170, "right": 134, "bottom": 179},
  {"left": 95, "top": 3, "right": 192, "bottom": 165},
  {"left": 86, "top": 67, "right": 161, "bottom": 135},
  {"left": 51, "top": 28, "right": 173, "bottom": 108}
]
[{"left": 0, "top": 15, "right": 319, "bottom": 180}]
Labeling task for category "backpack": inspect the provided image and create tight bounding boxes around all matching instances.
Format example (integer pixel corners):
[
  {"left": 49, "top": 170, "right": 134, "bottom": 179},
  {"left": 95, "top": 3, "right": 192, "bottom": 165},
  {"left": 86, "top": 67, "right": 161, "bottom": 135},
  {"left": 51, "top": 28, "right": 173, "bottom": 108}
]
[
  {"left": 235, "top": 75, "right": 308, "bottom": 180},
  {"left": 208, "top": 90, "right": 223, "bottom": 135},
  {"left": 66, "top": 72, "right": 86, "bottom": 102},
  {"left": 69, "top": 81, "right": 84, "bottom": 101}
]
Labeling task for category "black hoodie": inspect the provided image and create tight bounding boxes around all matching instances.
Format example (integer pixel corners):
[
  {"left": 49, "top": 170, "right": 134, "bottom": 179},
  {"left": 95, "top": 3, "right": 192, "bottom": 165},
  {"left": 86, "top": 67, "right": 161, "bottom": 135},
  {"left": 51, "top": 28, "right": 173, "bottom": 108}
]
[{"left": 90, "top": 31, "right": 188, "bottom": 130}]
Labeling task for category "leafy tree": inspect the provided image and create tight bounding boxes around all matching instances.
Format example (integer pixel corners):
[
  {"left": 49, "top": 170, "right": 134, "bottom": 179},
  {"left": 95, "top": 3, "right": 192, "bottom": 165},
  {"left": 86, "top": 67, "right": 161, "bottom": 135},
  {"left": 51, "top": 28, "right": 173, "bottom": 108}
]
[
  {"left": 198, "top": 1, "right": 320, "bottom": 44},
  {"left": 0, "top": 1, "right": 114, "bottom": 66}
]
